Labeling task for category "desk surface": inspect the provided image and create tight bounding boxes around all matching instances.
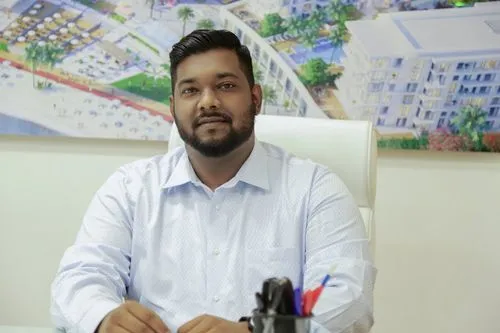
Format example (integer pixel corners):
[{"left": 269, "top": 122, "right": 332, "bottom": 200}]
[{"left": 0, "top": 326, "right": 57, "bottom": 333}]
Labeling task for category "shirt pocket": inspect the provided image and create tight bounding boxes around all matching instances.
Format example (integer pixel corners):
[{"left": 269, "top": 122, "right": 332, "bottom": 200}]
[{"left": 244, "top": 247, "right": 302, "bottom": 297}]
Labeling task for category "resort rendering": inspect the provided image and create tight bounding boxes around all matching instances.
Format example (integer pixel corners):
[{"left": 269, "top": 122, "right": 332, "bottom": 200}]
[{"left": 1, "top": 0, "right": 499, "bottom": 151}]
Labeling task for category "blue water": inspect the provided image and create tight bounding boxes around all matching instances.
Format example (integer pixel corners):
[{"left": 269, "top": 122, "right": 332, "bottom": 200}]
[
  {"left": 289, "top": 37, "right": 346, "bottom": 65},
  {"left": 0, "top": 113, "right": 62, "bottom": 137}
]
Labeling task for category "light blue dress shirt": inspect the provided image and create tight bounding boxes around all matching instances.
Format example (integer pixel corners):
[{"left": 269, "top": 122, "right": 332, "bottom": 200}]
[{"left": 50, "top": 140, "right": 376, "bottom": 333}]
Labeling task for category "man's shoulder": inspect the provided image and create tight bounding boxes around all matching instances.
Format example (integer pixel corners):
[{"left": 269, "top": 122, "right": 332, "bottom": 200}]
[
  {"left": 112, "top": 146, "right": 185, "bottom": 183},
  {"left": 259, "top": 141, "right": 330, "bottom": 175}
]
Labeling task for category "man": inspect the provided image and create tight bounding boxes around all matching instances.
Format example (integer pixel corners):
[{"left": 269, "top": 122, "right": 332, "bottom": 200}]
[{"left": 50, "top": 29, "right": 376, "bottom": 333}]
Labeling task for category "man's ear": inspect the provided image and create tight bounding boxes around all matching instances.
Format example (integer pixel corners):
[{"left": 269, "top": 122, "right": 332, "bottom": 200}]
[
  {"left": 169, "top": 95, "right": 175, "bottom": 118},
  {"left": 251, "top": 84, "right": 263, "bottom": 115}
]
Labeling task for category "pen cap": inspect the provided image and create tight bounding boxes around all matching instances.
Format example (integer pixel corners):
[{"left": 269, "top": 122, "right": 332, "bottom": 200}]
[{"left": 251, "top": 311, "right": 313, "bottom": 333}]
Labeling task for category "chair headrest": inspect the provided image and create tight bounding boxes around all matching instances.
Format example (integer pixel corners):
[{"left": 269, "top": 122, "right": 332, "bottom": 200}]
[{"left": 168, "top": 115, "right": 377, "bottom": 208}]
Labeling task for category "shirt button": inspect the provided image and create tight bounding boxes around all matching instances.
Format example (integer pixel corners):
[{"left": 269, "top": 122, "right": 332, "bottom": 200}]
[
  {"left": 215, "top": 205, "right": 220, "bottom": 211},
  {"left": 213, "top": 248, "right": 220, "bottom": 256},
  {"left": 213, "top": 296, "right": 220, "bottom": 302}
]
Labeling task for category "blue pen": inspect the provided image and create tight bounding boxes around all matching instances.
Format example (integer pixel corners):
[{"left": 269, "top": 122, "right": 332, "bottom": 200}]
[{"left": 293, "top": 287, "right": 302, "bottom": 316}]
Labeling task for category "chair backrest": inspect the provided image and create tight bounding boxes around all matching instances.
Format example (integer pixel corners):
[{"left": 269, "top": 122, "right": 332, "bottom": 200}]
[{"left": 168, "top": 115, "right": 378, "bottom": 257}]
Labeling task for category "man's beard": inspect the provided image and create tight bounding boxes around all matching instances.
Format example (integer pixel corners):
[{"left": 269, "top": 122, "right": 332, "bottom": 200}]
[{"left": 174, "top": 103, "right": 256, "bottom": 158}]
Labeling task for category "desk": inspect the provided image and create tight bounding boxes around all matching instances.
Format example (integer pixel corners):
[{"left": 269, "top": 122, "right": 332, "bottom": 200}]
[{"left": 0, "top": 326, "right": 58, "bottom": 333}]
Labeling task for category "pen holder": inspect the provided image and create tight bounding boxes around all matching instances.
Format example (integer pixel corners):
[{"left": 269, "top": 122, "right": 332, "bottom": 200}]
[{"left": 252, "top": 312, "right": 312, "bottom": 333}]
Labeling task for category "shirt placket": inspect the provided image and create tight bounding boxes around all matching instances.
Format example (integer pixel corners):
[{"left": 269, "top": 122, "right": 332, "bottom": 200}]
[{"left": 206, "top": 188, "right": 228, "bottom": 310}]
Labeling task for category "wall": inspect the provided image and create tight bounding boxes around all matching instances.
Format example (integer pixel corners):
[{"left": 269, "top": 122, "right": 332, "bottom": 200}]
[{"left": 1, "top": 135, "right": 500, "bottom": 333}]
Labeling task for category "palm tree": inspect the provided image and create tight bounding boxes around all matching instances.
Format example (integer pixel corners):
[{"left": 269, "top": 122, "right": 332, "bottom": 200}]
[
  {"left": 197, "top": 18, "right": 214, "bottom": 30},
  {"left": 178, "top": 6, "right": 195, "bottom": 37},
  {"left": 145, "top": 0, "right": 155, "bottom": 18},
  {"left": 24, "top": 41, "right": 44, "bottom": 88},
  {"left": 308, "top": 10, "right": 326, "bottom": 31},
  {"left": 285, "top": 16, "right": 304, "bottom": 38},
  {"left": 328, "top": 25, "right": 346, "bottom": 64},
  {"left": 253, "top": 62, "right": 263, "bottom": 83},
  {"left": 326, "top": 0, "right": 349, "bottom": 24},
  {"left": 262, "top": 85, "right": 277, "bottom": 114}
]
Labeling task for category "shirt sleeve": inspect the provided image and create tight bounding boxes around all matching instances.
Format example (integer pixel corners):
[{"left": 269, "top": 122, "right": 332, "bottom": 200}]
[
  {"left": 50, "top": 167, "right": 134, "bottom": 333},
  {"left": 304, "top": 166, "right": 377, "bottom": 333}
]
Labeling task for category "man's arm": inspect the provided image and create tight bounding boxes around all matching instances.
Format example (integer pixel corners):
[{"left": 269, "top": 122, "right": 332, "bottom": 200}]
[
  {"left": 50, "top": 168, "right": 133, "bottom": 333},
  {"left": 304, "top": 166, "right": 377, "bottom": 333}
]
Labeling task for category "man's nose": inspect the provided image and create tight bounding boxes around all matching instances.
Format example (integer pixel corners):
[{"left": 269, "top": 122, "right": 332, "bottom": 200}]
[{"left": 198, "top": 89, "right": 221, "bottom": 110}]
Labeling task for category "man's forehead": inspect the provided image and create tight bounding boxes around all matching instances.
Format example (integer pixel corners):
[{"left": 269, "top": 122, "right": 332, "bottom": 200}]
[{"left": 176, "top": 50, "right": 243, "bottom": 79}]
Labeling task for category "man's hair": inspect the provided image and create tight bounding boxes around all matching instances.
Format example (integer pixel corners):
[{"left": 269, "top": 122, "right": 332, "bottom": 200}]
[{"left": 169, "top": 29, "right": 255, "bottom": 93}]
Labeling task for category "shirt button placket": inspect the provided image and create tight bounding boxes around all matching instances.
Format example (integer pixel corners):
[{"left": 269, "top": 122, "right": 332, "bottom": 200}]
[{"left": 207, "top": 191, "right": 226, "bottom": 306}]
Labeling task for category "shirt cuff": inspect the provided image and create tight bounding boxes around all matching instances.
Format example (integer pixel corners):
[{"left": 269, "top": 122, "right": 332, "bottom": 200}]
[{"left": 78, "top": 299, "right": 122, "bottom": 333}]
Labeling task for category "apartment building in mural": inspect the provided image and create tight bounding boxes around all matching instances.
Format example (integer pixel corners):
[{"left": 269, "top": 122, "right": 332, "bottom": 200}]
[
  {"left": 221, "top": 2, "right": 328, "bottom": 118},
  {"left": 336, "top": 2, "right": 500, "bottom": 135},
  {"left": 247, "top": 0, "right": 368, "bottom": 18}
]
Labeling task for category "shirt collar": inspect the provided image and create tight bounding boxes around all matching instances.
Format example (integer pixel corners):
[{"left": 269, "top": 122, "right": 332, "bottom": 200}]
[{"left": 162, "top": 140, "right": 270, "bottom": 191}]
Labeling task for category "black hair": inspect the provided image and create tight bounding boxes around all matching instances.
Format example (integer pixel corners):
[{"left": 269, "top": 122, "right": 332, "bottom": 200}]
[{"left": 169, "top": 29, "right": 255, "bottom": 93}]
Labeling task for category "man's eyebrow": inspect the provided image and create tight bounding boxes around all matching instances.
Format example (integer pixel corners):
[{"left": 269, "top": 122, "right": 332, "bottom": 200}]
[
  {"left": 176, "top": 77, "right": 196, "bottom": 87},
  {"left": 216, "top": 72, "right": 239, "bottom": 80},
  {"left": 176, "top": 72, "right": 241, "bottom": 88}
]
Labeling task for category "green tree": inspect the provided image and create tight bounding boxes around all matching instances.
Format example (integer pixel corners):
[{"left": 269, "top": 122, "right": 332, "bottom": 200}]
[
  {"left": 300, "top": 58, "right": 338, "bottom": 86},
  {"left": 178, "top": 6, "right": 195, "bottom": 37},
  {"left": 197, "top": 18, "right": 214, "bottom": 29},
  {"left": 262, "top": 85, "right": 278, "bottom": 114},
  {"left": 259, "top": 13, "right": 286, "bottom": 37},
  {"left": 450, "top": 105, "right": 488, "bottom": 146},
  {"left": 0, "top": 41, "right": 8, "bottom": 52}
]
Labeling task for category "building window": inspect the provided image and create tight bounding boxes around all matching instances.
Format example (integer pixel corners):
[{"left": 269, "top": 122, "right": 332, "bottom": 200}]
[
  {"left": 389, "top": 84, "right": 396, "bottom": 92},
  {"left": 489, "top": 107, "right": 499, "bottom": 117},
  {"left": 406, "top": 83, "right": 418, "bottom": 93},
  {"left": 424, "top": 111, "right": 433, "bottom": 120},
  {"left": 396, "top": 117, "right": 407, "bottom": 127},
  {"left": 372, "top": 58, "right": 388, "bottom": 68},
  {"left": 453, "top": 75, "right": 459, "bottom": 81},
  {"left": 402, "top": 95, "right": 414, "bottom": 104},
  {"left": 285, "top": 79, "right": 292, "bottom": 94},
  {"left": 380, "top": 106, "right": 389, "bottom": 114},
  {"left": 367, "top": 93, "right": 381, "bottom": 104},
  {"left": 438, "top": 63, "right": 450, "bottom": 72},
  {"left": 371, "top": 71, "right": 386, "bottom": 81},
  {"left": 299, "top": 99, "right": 307, "bottom": 117},
  {"left": 368, "top": 82, "right": 384, "bottom": 92},
  {"left": 400, "top": 105, "right": 411, "bottom": 116},
  {"left": 479, "top": 86, "right": 490, "bottom": 94},
  {"left": 393, "top": 58, "right": 403, "bottom": 68},
  {"left": 491, "top": 97, "right": 500, "bottom": 105},
  {"left": 377, "top": 117, "right": 385, "bottom": 126},
  {"left": 383, "top": 94, "right": 392, "bottom": 103},
  {"left": 484, "top": 74, "right": 494, "bottom": 81}
]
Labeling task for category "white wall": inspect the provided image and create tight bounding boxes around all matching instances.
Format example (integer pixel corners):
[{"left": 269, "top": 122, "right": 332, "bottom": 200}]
[{"left": 1, "top": 135, "right": 500, "bottom": 333}]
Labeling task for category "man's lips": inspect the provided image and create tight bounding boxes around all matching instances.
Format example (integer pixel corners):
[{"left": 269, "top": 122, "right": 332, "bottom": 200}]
[{"left": 197, "top": 116, "right": 229, "bottom": 126}]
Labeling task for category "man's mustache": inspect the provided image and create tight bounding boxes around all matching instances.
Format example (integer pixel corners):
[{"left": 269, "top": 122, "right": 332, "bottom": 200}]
[{"left": 194, "top": 111, "right": 232, "bottom": 127}]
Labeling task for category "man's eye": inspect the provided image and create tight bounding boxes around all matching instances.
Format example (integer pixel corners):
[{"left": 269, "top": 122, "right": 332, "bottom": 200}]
[
  {"left": 182, "top": 88, "right": 197, "bottom": 94},
  {"left": 219, "top": 83, "right": 236, "bottom": 90}
]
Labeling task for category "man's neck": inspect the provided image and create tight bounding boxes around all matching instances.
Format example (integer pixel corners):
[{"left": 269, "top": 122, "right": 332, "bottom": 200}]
[{"left": 187, "top": 137, "right": 255, "bottom": 191}]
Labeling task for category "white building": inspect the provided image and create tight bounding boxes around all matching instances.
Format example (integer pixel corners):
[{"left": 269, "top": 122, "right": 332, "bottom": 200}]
[
  {"left": 245, "top": 0, "right": 367, "bottom": 19},
  {"left": 336, "top": 2, "right": 500, "bottom": 134},
  {"left": 220, "top": 2, "right": 327, "bottom": 118}
]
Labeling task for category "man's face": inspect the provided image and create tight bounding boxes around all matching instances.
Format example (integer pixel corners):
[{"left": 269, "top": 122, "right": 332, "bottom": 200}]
[{"left": 170, "top": 49, "right": 262, "bottom": 157}]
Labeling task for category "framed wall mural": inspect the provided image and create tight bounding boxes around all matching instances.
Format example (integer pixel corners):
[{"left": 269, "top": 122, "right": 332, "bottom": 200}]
[{"left": 0, "top": 0, "right": 499, "bottom": 152}]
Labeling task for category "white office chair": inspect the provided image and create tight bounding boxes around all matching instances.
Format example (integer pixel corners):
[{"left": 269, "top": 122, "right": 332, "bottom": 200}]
[{"left": 168, "top": 114, "right": 378, "bottom": 258}]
